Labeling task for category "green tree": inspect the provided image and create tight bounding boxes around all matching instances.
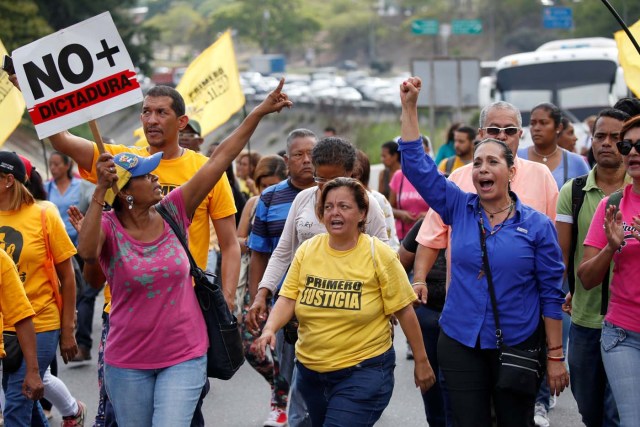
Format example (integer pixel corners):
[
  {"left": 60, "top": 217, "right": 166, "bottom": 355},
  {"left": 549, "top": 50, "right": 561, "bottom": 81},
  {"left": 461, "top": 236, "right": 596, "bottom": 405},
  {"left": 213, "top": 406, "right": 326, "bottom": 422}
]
[
  {"left": 32, "top": 0, "right": 155, "bottom": 74},
  {"left": 144, "top": 3, "right": 210, "bottom": 57},
  {"left": 210, "top": 0, "right": 321, "bottom": 54},
  {"left": 0, "top": 0, "right": 53, "bottom": 52},
  {"left": 573, "top": 0, "right": 640, "bottom": 39}
]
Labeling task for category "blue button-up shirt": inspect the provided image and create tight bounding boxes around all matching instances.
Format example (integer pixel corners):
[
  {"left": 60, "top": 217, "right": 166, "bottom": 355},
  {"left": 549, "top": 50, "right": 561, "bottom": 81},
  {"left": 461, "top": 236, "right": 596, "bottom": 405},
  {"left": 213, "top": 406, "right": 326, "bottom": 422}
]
[{"left": 399, "top": 138, "right": 564, "bottom": 349}]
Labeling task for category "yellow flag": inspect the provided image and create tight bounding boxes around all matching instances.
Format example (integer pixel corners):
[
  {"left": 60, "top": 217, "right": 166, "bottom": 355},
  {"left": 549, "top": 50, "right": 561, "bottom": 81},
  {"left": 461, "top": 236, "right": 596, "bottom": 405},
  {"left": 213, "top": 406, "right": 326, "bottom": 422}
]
[
  {"left": 0, "top": 39, "right": 27, "bottom": 148},
  {"left": 615, "top": 19, "right": 640, "bottom": 97},
  {"left": 134, "top": 30, "right": 245, "bottom": 146}
]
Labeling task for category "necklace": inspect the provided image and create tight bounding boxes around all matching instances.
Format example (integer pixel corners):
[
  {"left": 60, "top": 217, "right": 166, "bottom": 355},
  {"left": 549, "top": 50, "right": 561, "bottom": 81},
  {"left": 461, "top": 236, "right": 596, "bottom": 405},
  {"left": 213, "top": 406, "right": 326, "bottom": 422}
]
[
  {"left": 481, "top": 201, "right": 513, "bottom": 220},
  {"left": 479, "top": 201, "right": 514, "bottom": 236},
  {"left": 532, "top": 145, "right": 559, "bottom": 163}
]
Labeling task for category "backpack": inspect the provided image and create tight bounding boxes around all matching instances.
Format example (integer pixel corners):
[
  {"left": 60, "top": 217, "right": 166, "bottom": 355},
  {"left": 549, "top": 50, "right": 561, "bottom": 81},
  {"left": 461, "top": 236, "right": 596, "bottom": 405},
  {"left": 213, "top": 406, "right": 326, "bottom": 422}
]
[
  {"left": 570, "top": 175, "right": 623, "bottom": 315},
  {"left": 444, "top": 156, "right": 456, "bottom": 177}
]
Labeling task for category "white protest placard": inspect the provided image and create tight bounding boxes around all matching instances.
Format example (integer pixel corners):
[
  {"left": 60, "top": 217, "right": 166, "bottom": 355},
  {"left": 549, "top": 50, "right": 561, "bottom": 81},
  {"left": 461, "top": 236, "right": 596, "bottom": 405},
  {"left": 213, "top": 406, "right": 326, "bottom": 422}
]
[{"left": 12, "top": 12, "right": 143, "bottom": 139}]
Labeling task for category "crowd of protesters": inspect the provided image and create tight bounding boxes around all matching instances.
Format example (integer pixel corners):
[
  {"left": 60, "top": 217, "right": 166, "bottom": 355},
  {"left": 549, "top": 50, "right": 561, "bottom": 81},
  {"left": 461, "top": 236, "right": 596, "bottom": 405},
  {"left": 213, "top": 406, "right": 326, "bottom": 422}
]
[{"left": 1, "top": 67, "right": 640, "bottom": 427}]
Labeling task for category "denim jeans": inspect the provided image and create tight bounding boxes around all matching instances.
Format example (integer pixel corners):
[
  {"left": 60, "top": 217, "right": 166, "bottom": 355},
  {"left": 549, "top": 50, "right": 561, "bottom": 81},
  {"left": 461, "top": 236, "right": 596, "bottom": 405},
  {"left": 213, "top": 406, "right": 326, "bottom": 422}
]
[
  {"left": 276, "top": 328, "right": 311, "bottom": 427},
  {"left": 2, "top": 329, "right": 59, "bottom": 427},
  {"left": 601, "top": 320, "right": 640, "bottom": 427},
  {"left": 75, "top": 284, "right": 101, "bottom": 350},
  {"left": 105, "top": 355, "right": 207, "bottom": 427},
  {"left": 414, "top": 305, "right": 452, "bottom": 427},
  {"left": 295, "top": 348, "right": 395, "bottom": 427},
  {"left": 569, "top": 322, "right": 619, "bottom": 427}
]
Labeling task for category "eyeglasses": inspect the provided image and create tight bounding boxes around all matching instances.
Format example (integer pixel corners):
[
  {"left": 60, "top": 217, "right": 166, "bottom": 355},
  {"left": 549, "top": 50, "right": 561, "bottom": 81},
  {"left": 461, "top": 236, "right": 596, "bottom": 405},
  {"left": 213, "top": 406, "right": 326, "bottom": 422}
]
[
  {"left": 616, "top": 139, "right": 640, "bottom": 156},
  {"left": 313, "top": 175, "right": 330, "bottom": 184},
  {"left": 483, "top": 127, "right": 520, "bottom": 137}
]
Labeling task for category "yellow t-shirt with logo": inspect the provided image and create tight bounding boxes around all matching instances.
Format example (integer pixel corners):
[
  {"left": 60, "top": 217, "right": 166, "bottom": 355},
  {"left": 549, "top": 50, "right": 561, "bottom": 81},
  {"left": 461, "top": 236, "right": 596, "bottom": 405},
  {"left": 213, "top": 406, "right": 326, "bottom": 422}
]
[
  {"left": 80, "top": 144, "right": 237, "bottom": 268},
  {"left": 280, "top": 233, "right": 416, "bottom": 372},
  {"left": 0, "top": 249, "right": 36, "bottom": 357},
  {"left": 0, "top": 201, "right": 76, "bottom": 332}
]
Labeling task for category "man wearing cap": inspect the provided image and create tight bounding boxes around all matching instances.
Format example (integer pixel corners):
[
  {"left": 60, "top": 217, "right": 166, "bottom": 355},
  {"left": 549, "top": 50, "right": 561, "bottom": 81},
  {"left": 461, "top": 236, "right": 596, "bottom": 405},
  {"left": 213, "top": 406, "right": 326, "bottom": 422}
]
[
  {"left": 180, "top": 119, "right": 205, "bottom": 153},
  {"left": 46, "top": 86, "right": 241, "bottom": 314}
]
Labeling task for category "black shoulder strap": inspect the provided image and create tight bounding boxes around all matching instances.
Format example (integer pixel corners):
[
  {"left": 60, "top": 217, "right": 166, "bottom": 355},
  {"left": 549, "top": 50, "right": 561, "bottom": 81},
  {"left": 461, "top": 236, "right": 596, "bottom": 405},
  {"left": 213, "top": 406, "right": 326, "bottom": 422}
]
[
  {"left": 562, "top": 149, "right": 568, "bottom": 185},
  {"left": 478, "top": 223, "right": 503, "bottom": 348},
  {"left": 445, "top": 156, "right": 456, "bottom": 177},
  {"left": 600, "top": 190, "right": 624, "bottom": 315},
  {"left": 155, "top": 203, "right": 201, "bottom": 278},
  {"left": 568, "top": 174, "right": 588, "bottom": 295}
]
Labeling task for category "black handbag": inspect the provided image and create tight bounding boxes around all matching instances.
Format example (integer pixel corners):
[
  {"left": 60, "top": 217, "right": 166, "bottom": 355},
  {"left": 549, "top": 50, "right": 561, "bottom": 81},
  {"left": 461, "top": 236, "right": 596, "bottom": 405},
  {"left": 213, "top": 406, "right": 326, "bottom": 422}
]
[
  {"left": 2, "top": 332, "right": 23, "bottom": 374},
  {"left": 478, "top": 221, "right": 543, "bottom": 398},
  {"left": 156, "top": 204, "right": 244, "bottom": 380}
]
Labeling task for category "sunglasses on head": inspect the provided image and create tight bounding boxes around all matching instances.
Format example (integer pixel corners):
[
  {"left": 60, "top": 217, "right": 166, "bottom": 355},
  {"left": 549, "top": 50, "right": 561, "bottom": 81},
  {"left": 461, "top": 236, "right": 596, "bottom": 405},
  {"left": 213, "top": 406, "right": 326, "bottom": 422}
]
[
  {"left": 616, "top": 139, "right": 640, "bottom": 156},
  {"left": 483, "top": 127, "right": 520, "bottom": 137}
]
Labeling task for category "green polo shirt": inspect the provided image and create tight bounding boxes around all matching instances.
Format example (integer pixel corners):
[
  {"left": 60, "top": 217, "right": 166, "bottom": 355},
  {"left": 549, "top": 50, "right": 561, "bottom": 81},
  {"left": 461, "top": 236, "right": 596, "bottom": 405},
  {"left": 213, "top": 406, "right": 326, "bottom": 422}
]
[{"left": 556, "top": 166, "right": 631, "bottom": 329}]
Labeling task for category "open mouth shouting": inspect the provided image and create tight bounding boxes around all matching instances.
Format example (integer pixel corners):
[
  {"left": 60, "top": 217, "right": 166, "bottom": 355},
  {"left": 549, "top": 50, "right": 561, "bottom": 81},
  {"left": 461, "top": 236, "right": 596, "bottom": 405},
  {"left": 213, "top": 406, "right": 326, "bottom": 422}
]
[{"left": 478, "top": 179, "right": 495, "bottom": 193}]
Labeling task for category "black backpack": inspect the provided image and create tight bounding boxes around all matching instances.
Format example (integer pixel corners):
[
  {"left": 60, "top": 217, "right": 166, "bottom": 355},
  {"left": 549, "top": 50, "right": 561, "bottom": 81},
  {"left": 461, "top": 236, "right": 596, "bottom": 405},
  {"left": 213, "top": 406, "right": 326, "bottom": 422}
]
[{"left": 570, "top": 175, "right": 623, "bottom": 315}]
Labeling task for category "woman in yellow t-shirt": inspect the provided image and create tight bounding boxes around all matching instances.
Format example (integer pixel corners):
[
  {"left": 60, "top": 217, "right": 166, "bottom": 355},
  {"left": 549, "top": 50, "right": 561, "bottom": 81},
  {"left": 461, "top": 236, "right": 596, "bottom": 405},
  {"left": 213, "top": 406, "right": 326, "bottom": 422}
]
[
  {"left": 0, "top": 151, "right": 78, "bottom": 426},
  {"left": 0, "top": 249, "right": 43, "bottom": 402},
  {"left": 254, "top": 177, "right": 435, "bottom": 426}
]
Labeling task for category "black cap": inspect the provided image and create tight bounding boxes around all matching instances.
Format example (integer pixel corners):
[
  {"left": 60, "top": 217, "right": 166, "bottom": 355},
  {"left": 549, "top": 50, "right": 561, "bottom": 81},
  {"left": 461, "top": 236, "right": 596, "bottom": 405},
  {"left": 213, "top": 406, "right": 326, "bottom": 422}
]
[{"left": 0, "top": 151, "right": 27, "bottom": 184}]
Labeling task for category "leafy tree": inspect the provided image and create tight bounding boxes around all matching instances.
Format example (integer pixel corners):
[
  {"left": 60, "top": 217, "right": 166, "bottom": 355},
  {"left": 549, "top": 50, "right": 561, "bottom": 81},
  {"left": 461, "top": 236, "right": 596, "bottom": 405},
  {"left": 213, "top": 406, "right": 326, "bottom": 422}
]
[
  {"left": 144, "top": 3, "right": 210, "bottom": 57},
  {"left": 0, "top": 0, "right": 53, "bottom": 52},
  {"left": 210, "top": 0, "right": 320, "bottom": 54},
  {"left": 573, "top": 0, "right": 640, "bottom": 39},
  {"left": 32, "top": 0, "right": 155, "bottom": 74}
]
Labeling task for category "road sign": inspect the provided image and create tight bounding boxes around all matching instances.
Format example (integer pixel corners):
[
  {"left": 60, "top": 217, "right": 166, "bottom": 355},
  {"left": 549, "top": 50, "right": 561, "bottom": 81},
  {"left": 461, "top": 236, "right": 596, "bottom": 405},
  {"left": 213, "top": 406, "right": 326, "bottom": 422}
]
[
  {"left": 411, "top": 19, "right": 439, "bottom": 36},
  {"left": 452, "top": 19, "right": 483, "bottom": 35},
  {"left": 13, "top": 12, "right": 142, "bottom": 139},
  {"left": 543, "top": 7, "right": 573, "bottom": 29}
]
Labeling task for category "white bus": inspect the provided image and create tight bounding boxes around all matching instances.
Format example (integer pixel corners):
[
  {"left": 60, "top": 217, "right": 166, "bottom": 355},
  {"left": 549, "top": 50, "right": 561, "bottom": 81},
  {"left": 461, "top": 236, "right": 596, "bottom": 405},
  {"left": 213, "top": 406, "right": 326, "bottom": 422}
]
[{"left": 478, "top": 37, "right": 628, "bottom": 149}]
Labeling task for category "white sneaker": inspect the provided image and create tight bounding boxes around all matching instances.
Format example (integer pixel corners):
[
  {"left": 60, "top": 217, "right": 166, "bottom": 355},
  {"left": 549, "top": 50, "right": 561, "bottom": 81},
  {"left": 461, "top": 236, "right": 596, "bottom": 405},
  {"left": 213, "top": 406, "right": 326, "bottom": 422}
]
[
  {"left": 534, "top": 402, "right": 550, "bottom": 427},
  {"left": 263, "top": 406, "right": 287, "bottom": 427},
  {"left": 548, "top": 394, "right": 557, "bottom": 410}
]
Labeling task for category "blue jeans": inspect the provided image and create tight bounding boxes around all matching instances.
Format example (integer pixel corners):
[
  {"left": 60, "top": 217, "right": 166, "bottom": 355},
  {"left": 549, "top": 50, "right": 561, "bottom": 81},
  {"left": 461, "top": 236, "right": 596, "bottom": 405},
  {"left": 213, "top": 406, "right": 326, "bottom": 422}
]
[
  {"left": 2, "top": 329, "right": 59, "bottom": 427},
  {"left": 76, "top": 284, "right": 101, "bottom": 350},
  {"left": 601, "top": 320, "right": 640, "bottom": 427},
  {"left": 415, "top": 305, "right": 452, "bottom": 427},
  {"left": 276, "top": 328, "right": 310, "bottom": 427},
  {"left": 569, "top": 322, "right": 619, "bottom": 427},
  {"left": 105, "top": 355, "right": 207, "bottom": 427},
  {"left": 295, "top": 348, "right": 395, "bottom": 427}
]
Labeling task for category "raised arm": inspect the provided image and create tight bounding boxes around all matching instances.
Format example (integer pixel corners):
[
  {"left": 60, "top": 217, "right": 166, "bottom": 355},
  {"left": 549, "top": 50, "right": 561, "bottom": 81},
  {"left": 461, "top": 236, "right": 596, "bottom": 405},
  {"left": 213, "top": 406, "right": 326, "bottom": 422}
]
[
  {"left": 77, "top": 153, "right": 115, "bottom": 264},
  {"left": 180, "top": 79, "right": 292, "bottom": 217},
  {"left": 48, "top": 132, "right": 98, "bottom": 171},
  {"left": 398, "top": 77, "right": 457, "bottom": 222}
]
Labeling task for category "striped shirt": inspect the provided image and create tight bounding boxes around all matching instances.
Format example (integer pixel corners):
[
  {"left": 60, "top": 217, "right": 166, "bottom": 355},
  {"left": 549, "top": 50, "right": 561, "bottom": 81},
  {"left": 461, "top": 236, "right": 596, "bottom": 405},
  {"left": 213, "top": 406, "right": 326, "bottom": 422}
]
[{"left": 248, "top": 178, "right": 304, "bottom": 254}]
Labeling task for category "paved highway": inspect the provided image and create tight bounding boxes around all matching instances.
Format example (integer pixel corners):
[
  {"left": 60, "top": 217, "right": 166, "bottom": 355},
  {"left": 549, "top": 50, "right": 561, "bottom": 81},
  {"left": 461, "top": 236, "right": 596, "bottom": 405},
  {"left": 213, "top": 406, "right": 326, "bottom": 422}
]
[{"left": 46, "top": 294, "right": 583, "bottom": 426}]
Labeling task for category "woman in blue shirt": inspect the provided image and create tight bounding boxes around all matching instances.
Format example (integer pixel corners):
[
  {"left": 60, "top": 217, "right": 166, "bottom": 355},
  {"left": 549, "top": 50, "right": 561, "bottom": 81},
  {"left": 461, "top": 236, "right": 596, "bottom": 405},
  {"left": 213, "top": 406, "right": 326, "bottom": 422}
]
[
  {"left": 47, "top": 152, "right": 92, "bottom": 246},
  {"left": 398, "top": 77, "right": 568, "bottom": 427},
  {"left": 517, "top": 103, "right": 590, "bottom": 190}
]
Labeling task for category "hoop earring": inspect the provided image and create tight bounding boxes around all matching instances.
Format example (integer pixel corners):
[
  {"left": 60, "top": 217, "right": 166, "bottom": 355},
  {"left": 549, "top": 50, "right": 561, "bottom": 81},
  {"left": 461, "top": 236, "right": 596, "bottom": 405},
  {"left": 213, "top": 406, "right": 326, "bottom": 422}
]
[{"left": 126, "top": 195, "right": 134, "bottom": 210}]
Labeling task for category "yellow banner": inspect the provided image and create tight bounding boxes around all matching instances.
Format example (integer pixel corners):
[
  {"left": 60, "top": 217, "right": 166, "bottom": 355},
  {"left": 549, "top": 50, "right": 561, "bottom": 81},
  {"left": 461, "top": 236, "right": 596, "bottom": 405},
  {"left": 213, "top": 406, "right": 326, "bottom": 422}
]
[
  {"left": 615, "top": 19, "right": 640, "bottom": 97},
  {"left": 0, "top": 39, "right": 27, "bottom": 148},
  {"left": 135, "top": 30, "right": 245, "bottom": 146}
]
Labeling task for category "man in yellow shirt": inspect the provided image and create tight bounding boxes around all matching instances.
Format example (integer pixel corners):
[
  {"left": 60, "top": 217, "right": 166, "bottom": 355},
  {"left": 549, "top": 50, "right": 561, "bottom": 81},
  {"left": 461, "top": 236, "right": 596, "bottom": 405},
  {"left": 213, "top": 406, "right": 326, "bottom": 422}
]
[
  {"left": 438, "top": 125, "right": 476, "bottom": 177},
  {"left": 47, "top": 86, "right": 240, "bottom": 311}
]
